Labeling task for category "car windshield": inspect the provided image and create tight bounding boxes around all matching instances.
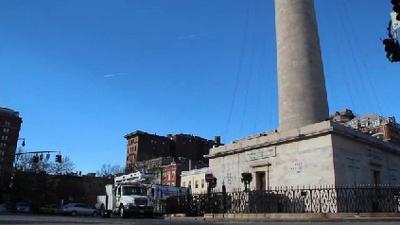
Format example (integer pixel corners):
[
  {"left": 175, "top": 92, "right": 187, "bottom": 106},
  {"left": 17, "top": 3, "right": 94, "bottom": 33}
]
[{"left": 123, "top": 186, "right": 146, "bottom": 196}]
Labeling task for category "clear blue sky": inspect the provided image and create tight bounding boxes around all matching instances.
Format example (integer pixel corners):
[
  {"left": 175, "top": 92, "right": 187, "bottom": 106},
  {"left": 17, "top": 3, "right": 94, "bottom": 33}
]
[{"left": 1, "top": 0, "right": 398, "bottom": 173}]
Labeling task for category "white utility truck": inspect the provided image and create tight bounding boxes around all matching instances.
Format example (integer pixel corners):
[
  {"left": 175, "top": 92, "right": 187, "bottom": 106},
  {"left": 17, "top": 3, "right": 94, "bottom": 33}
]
[{"left": 96, "top": 172, "right": 155, "bottom": 217}]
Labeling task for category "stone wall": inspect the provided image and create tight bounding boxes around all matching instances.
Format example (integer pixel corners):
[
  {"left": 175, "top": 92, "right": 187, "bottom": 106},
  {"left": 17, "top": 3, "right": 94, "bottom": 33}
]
[
  {"left": 332, "top": 134, "right": 400, "bottom": 185},
  {"left": 209, "top": 121, "right": 400, "bottom": 192},
  {"left": 209, "top": 133, "right": 336, "bottom": 192}
]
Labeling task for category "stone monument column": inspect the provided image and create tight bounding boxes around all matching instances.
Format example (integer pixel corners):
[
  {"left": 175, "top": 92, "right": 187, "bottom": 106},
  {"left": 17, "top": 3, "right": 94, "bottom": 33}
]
[{"left": 275, "top": 0, "right": 329, "bottom": 131}]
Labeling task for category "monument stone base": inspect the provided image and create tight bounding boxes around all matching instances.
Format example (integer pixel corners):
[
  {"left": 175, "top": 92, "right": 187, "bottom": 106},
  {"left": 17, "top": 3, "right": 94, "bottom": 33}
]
[{"left": 208, "top": 121, "right": 400, "bottom": 192}]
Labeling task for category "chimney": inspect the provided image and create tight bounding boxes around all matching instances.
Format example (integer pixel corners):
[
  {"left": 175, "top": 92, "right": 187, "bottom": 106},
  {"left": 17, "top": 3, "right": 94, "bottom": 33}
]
[{"left": 214, "top": 136, "right": 221, "bottom": 147}]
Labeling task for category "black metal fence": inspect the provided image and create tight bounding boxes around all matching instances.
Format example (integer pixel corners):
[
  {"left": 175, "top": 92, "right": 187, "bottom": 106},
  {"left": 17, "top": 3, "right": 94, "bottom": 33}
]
[{"left": 155, "top": 185, "right": 400, "bottom": 215}]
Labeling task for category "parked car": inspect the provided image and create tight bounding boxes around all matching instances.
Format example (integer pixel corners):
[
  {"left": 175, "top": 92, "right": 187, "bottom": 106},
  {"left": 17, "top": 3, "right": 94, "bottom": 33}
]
[
  {"left": 16, "top": 202, "right": 31, "bottom": 213},
  {"left": 62, "top": 203, "right": 97, "bottom": 216},
  {"left": 39, "top": 204, "right": 61, "bottom": 214}
]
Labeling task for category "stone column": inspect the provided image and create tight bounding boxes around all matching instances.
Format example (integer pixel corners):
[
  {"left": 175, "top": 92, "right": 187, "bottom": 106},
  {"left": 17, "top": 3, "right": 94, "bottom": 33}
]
[{"left": 275, "top": 0, "right": 329, "bottom": 131}]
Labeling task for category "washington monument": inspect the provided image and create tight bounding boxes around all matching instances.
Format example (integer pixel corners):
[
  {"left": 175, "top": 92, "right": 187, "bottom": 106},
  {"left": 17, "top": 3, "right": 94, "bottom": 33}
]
[{"left": 275, "top": 0, "right": 329, "bottom": 131}]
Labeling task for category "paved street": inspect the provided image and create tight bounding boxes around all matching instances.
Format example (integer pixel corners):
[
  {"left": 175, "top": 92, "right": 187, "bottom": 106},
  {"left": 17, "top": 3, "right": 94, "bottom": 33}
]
[{"left": 1, "top": 214, "right": 400, "bottom": 225}]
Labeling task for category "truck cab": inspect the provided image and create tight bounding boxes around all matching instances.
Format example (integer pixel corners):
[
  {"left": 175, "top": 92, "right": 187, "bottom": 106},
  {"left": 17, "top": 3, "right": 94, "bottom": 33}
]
[
  {"left": 96, "top": 172, "right": 155, "bottom": 218},
  {"left": 116, "top": 184, "right": 153, "bottom": 217}
]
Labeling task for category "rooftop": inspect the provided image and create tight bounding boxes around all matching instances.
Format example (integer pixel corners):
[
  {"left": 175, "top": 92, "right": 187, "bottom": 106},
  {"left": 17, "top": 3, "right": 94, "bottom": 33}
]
[
  {"left": 181, "top": 167, "right": 209, "bottom": 177},
  {"left": 208, "top": 120, "right": 400, "bottom": 159},
  {"left": 0, "top": 107, "right": 21, "bottom": 118},
  {"left": 124, "top": 130, "right": 164, "bottom": 139}
]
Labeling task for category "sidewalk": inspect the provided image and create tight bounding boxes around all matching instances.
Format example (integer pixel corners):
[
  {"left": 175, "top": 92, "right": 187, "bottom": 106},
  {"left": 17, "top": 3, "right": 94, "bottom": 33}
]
[{"left": 200, "top": 213, "right": 400, "bottom": 222}]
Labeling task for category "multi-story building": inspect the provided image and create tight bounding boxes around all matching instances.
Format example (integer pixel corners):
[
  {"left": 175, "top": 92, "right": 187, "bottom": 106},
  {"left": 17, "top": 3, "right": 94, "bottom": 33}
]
[
  {"left": 124, "top": 130, "right": 216, "bottom": 173},
  {"left": 170, "top": 134, "right": 215, "bottom": 163},
  {"left": 180, "top": 167, "right": 209, "bottom": 194},
  {"left": 0, "top": 107, "right": 23, "bottom": 200},
  {"left": 332, "top": 109, "right": 400, "bottom": 145},
  {"left": 124, "top": 131, "right": 171, "bottom": 172},
  {"left": 161, "top": 159, "right": 189, "bottom": 187},
  {"left": 137, "top": 156, "right": 174, "bottom": 184}
]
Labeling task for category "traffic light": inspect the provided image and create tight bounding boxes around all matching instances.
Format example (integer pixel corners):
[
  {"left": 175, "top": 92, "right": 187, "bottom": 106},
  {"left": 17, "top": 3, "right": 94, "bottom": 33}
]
[
  {"left": 392, "top": 0, "right": 400, "bottom": 20},
  {"left": 383, "top": 38, "right": 400, "bottom": 62},
  {"left": 55, "top": 154, "right": 62, "bottom": 163}
]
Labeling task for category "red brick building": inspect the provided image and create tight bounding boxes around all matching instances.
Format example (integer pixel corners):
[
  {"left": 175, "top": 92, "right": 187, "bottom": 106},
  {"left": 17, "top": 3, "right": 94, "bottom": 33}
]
[
  {"left": 124, "top": 131, "right": 170, "bottom": 172},
  {"left": 333, "top": 110, "right": 400, "bottom": 145},
  {"left": 0, "top": 107, "right": 23, "bottom": 202},
  {"left": 170, "top": 134, "right": 215, "bottom": 163},
  {"left": 161, "top": 160, "right": 189, "bottom": 187},
  {"left": 124, "top": 130, "right": 216, "bottom": 173}
]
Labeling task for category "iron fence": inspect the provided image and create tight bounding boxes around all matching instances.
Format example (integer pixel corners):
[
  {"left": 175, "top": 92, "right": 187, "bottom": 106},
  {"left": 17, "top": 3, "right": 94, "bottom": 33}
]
[{"left": 155, "top": 185, "right": 400, "bottom": 215}]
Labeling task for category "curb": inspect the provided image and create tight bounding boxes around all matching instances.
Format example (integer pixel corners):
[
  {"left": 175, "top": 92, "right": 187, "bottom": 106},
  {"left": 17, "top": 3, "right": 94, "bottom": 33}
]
[{"left": 202, "top": 213, "right": 400, "bottom": 221}]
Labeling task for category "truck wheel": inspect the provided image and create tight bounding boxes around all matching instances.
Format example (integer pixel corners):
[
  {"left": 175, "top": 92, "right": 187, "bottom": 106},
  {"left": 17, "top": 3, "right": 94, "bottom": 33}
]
[
  {"left": 99, "top": 204, "right": 105, "bottom": 217},
  {"left": 71, "top": 210, "right": 77, "bottom": 216}
]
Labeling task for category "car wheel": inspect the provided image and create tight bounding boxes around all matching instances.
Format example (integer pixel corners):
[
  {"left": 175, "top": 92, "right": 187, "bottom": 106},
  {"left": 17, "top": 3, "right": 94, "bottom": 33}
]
[
  {"left": 119, "top": 206, "right": 124, "bottom": 217},
  {"left": 119, "top": 205, "right": 127, "bottom": 218},
  {"left": 71, "top": 210, "right": 78, "bottom": 216},
  {"left": 92, "top": 211, "right": 98, "bottom": 217}
]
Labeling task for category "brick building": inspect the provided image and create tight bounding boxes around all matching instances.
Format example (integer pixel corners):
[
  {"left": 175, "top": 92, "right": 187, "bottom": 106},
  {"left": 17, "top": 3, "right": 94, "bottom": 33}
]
[
  {"left": 124, "top": 131, "right": 171, "bottom": 172},
  {"left": 161, "top": 159, "right": 189, "bottom": 187},
  {"left": 0, "top": 107, "right": 23, "bottom": 201},
  {"left": 170, "top": 134, "right": 215, "bottom": 163},
  {"left": 137, "top": 157, "right": 174, "bottom": 184},
  {"left": 332, "top": 109, "right": 400, "bottom": 145},
  {"left": 125, "top": 130, "right": 216, "bottom": 173}
]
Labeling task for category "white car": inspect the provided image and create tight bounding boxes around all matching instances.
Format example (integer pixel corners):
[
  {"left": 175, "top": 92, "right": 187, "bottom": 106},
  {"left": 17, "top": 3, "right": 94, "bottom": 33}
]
[{"left": 63, "top": 203, "right": 97, "bottom": 216}]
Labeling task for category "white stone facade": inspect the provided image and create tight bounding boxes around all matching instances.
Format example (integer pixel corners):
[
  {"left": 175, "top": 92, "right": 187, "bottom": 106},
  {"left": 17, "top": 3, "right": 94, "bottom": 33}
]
[
  {"left": 180, "top": 167, "right": 209, "bottom": 194},
  {"left": 208, "top": 121, "right": 400, "bottom": 192}
]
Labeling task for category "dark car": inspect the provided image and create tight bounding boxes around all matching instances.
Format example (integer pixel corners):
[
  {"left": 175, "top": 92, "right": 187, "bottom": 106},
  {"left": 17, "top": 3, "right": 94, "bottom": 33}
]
[
  {"left": 39, "top": 204, "right": 61, "bottom": 214},
  {"left": 16, "top": 202, "right": 31, "bottom": 213}
]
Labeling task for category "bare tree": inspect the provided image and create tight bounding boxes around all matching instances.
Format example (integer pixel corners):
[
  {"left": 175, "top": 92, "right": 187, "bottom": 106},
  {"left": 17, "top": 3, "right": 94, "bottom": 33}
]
[
  {"left": 50, "top": 156, "right": 75, "bottom": 174},
  {"left": 14, "top": 149, "right": 74, "bottom": 174},
  {"left": 97, "top": 164, "right": 125, "bottom": 177},
  {"left": 14, "top": 149, "right": 51, "bottom": 172}
]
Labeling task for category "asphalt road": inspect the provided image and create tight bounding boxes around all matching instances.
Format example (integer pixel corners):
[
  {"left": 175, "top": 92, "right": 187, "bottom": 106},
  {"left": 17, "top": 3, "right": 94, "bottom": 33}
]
[{"left": 1, "top": 214, "right": 400, "bottom": 225}]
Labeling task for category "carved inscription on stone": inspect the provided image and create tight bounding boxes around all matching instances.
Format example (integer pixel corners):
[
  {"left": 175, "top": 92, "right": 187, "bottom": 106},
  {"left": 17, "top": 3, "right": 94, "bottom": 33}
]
[
  {"left": 289, "top": 161, "right": 304, "bottom": 174},
  {"left": 247, "top": 147, "right": 276, "bottom": 161}
]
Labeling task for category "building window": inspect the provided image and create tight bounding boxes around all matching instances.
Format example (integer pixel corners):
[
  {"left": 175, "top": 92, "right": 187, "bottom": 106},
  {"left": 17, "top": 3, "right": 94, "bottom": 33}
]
[
  {"left": 201, "top": 179, "right": 205, "bottom": 188},
  {"left": 171, "top": 171, "right": 175, "bottom": 178},
  {"left": 182, "top": 182, "right": 186, "bottom": 187},
  {"left": 195, "top": 180, "right": 199, "bottom": 189},
  {"left": 188, "top": 181, "right": 191, "bottom": 188}
]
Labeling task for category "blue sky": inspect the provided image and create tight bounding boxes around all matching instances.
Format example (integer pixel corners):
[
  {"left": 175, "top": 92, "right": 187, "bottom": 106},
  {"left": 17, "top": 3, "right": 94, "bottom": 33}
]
[{"left": 1, "top": 0, "right": 398, "bottom": 173}]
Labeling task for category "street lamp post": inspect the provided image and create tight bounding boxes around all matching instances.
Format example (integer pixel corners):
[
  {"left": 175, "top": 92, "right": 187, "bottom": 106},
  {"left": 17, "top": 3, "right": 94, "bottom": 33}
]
[
  {"left": 205, "top": 173, "right": 217, "bottom": 213},
  {"left": 241, "top": 172, "right": 253, "bottom": 192}
]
